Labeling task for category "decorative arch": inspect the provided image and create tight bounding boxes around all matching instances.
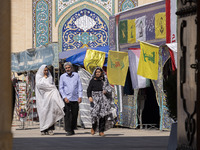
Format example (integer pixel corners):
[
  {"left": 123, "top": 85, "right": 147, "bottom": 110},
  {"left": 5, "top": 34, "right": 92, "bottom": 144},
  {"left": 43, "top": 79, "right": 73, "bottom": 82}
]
[
  {"left": 58, "top": 5, "right": 109, "bottom": 52},
  {"left": 55, "top": 0, "right": 114, "bottom": 24},
  {"left": 33, "top": 0, "right": 52, "bottom": 48},
  {"left": 119, "top": 0, "right": 137, "bottom": 12}
]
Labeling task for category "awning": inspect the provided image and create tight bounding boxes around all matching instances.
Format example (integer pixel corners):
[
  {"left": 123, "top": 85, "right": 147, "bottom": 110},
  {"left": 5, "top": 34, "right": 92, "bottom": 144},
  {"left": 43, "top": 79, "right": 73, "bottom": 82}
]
[
  {"left": 59, "top": 46, "right": 109, "bottom": 66},
  {"left": 11, "top": 43, "right": 59, "bottom": 73},
  {"left": 59, "top": 47, "right": 87, "bottom": 60}
]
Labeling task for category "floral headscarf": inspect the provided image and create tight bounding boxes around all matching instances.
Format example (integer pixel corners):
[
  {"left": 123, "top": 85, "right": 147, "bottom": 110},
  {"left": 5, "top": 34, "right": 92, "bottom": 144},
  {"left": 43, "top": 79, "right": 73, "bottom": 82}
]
[{"left": 91, "top": 67, "right": 105, "bottom": 81}]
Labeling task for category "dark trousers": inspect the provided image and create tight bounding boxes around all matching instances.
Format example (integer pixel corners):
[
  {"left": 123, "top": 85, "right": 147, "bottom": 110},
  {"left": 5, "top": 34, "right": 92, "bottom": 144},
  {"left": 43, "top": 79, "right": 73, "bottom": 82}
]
[
  {"left": 92, "top": 117, "right": 105, "bottom": 132},
  {"left": 64, "top": 101, "right": 79, "bottom": 132}
]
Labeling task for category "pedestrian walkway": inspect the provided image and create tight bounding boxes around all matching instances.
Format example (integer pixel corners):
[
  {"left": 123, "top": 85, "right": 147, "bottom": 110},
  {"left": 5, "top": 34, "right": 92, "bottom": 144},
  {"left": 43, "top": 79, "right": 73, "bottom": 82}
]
[{"left": 12, "top": 120, "right": 170, "bottom": 150}]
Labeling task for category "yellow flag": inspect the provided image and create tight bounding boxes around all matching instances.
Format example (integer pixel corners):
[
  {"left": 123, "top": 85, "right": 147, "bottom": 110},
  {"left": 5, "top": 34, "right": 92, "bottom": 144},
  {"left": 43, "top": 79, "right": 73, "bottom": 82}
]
[
  {"left": 137, "top": 41, "right": 159, "bottom": 80},
  {"left": 155, "top": 12, "right": 166, "bottom": 39},
  {"left": 84, "top": 49, "right": 106, "bottom": 74},
  {"left": 107, "top": 51, "right": 129, "bottom": 86},
  {"left": 128, "top": 19, "right": 136, "bottom": 43}
]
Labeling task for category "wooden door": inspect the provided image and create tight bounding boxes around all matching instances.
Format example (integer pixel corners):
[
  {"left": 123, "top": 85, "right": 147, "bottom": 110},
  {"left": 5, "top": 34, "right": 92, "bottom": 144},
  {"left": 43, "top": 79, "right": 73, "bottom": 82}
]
[{"left": 176, "top": 1, "right": 198, "bottom": 149}]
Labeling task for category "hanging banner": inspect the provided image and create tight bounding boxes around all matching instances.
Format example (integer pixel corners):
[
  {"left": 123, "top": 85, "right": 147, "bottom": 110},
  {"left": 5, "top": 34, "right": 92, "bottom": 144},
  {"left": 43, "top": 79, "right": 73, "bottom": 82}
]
[
  {"left": 119, "top": 20, "right": 128, "bottom": 43},
  {"left": 107, "top": 51, "right": 129, "bottom": 86},
  {"left": 155, "top": 12, "right": 166, "bottom": 39},
  {"left": 51, "top": 43, "right": 59, "bottom": 68},
  {"left": 11, "top": 45, "right": 54, "bottom": 73},
  {"left": 166, "top": 0, "right": 177, "bottom": 71},
  {"left": 84, "top": 49, "right": 106, "bottom": 74},
  {"left": 128, "top": 19, "right": 136, "bottom": 44},
  {"left": 136, "top": 16, "right": 146, "bottom": 42},
  {"left": 166, "top": 0, "right": 177, "bottom": 43},
  {"left": 128, "top": 48, "right": 150, "bottom": 89},
  {"left": 166, "top": 43, "right": 177, "bottom": 68},
  {"left": 170, "top": 0, "right": 177, "bottom": 42},
  {"left": 109, "top": 16, "right": 116, "bottom": 51},
  {"left": 137, "top": 41, "right": 159, "bottom": 80}
]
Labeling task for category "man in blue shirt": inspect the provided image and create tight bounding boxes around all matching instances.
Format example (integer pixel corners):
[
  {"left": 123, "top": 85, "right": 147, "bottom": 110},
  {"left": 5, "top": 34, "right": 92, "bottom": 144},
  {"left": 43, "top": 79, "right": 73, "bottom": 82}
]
[{"left": 59, "top": 62, "right": 83, "bottom": 136}]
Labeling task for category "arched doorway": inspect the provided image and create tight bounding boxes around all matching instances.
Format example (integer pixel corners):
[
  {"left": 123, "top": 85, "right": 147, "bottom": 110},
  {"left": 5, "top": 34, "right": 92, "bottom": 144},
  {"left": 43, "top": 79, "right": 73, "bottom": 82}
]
[{"left": 58, "top": 7, "right": 109, "bottom": 51}]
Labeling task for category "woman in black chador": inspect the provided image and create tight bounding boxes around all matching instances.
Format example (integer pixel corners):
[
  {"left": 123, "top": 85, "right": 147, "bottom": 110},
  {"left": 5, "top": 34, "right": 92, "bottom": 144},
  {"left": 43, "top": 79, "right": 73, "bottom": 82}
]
[{"left": 87, "top": 67, "right": 114, "bottom": 136}]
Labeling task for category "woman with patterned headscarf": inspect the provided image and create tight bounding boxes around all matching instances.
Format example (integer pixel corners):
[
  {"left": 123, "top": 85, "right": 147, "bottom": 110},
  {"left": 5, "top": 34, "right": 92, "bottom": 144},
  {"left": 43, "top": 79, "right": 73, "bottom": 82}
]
[
  {"left": 87, "top": 67, "right": 114, "bottom": 136},
  {"left": 35, "top": 65, "right": 65, "bottom": 135}
]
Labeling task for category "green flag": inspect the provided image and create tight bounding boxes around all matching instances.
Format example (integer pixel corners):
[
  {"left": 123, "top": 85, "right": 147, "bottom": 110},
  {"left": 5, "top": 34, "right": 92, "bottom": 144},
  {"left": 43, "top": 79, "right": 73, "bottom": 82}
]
[{"left": 119, "top": 20, "right": 127, "bottom": 43}]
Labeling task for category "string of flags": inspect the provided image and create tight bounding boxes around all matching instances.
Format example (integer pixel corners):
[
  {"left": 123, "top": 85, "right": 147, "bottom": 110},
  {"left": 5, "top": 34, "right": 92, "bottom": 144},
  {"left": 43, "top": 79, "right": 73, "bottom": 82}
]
[
  {"left": 83, "top": 41, "right": 160, "bottom": 87},
  {"left": 119, "top": 13, "right": 166, "bottom": 44}
]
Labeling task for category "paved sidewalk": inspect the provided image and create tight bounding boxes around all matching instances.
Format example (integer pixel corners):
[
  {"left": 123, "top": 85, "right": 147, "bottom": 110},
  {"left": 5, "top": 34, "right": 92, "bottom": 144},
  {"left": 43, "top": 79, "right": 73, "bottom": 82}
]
[{"left": 12, "top": 121, "right": 170, "bottom": 150}]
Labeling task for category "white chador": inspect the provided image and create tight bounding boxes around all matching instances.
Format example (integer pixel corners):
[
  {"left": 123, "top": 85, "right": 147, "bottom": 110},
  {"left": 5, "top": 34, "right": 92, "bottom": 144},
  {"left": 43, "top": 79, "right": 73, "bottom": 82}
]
[{"left": 35, "top": 65, "right": 65, "bottom": 131}]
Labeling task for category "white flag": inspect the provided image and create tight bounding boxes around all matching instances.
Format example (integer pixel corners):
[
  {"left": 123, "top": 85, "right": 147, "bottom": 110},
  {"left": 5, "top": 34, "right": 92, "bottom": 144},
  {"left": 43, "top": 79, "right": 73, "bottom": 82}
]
[
  {"left": 128, "top": 48, "right": 149, "bottom": 89},
  {"left": 136, "top": 16, "right": 146, "bottom": 42}
]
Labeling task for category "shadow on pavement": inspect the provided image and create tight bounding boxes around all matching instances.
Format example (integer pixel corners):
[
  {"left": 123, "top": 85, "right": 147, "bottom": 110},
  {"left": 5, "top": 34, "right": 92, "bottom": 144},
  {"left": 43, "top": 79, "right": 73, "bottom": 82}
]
[
  {"left": 13, "top": 136, "right": 169, "bottom": 150},
  {"left": 16, "top": 128, "right": 39, "bottom": 130}
]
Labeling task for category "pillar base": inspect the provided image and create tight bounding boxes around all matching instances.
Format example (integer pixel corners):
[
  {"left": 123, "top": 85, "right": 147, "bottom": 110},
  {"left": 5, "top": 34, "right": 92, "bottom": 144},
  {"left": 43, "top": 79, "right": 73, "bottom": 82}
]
[{"left": 0, "top": 132, "right": 13, "bottom": 150}]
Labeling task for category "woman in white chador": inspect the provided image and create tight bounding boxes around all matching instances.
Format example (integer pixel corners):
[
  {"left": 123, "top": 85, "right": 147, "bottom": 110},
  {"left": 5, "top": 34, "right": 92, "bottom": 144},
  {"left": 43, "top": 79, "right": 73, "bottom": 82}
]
[{"left": 35, "top": 65, "right": 65, "bottom": 135}]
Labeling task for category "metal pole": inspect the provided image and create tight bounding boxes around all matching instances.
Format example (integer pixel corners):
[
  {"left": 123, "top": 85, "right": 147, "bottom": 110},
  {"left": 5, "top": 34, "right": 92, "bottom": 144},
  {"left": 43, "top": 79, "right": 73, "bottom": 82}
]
[{"left": 116, "top": 15, "right": 123, "bottom": 113}]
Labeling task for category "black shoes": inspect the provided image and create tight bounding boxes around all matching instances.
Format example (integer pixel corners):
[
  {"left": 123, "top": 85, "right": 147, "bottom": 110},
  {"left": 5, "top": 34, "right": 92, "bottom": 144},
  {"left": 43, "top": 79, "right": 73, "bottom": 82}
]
[
  {"left": 72, "top": 131, "right": 75, "bottom": 135},
  {"left": 66, "top": 132, "right": 72, "bottom": 136},
  {"left": 66, "top": 131, "right": 75, "bottom": 136},
  {"left": 41, "top": 131, "right": 48, "bottom": 135}
]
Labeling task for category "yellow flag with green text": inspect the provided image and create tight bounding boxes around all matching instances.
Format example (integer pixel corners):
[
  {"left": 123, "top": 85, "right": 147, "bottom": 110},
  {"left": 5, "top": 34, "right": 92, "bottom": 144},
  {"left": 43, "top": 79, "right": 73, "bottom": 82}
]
[
  {"left": 84, "top": 49, "right": 106, "bottom": 74},
  {"left": 155, "top": 12, "right": 166, "bottom": 39},
  {"left": 107, "top": 51, "right": 129, "bottom": 86},
  {"left": 137, "top": 41, "right": 159, "bottom": 80},
  {"left": 128, "top": 19, "right": 136, "bottom": 43}
]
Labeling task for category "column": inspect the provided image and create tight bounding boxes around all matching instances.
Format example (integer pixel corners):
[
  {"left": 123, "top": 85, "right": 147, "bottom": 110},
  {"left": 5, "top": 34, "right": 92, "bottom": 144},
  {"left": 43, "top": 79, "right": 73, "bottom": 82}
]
[{"left": 0, "top": 1, "right": 12, "bottom": 150}]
